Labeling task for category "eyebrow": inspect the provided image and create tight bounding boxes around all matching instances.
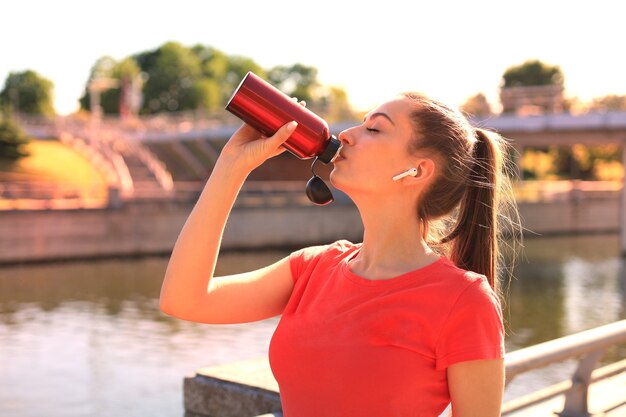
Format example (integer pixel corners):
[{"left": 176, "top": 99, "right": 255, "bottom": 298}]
[{"left": 363, "top": 112, "right": 395, "bottom": 126}]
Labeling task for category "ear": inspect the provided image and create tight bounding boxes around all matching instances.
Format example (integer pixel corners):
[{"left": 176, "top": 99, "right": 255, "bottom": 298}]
[{"left": 403, "top": 158, "right": 435, "bottom": 187}]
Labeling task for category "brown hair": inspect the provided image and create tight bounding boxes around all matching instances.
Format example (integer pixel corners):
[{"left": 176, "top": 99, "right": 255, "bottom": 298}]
[{"left": 400, "top": 92, "right": 523, "bottom": 294}]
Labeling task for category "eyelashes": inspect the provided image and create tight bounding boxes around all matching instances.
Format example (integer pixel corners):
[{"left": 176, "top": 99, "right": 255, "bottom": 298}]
[{"left": 366, "top": 128, "right": 379, "bottom": 133}]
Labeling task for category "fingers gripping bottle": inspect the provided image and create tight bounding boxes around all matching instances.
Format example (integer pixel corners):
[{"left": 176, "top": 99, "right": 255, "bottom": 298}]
[{"left": 225, "top": 72, "right": 342, "bottom": 205}]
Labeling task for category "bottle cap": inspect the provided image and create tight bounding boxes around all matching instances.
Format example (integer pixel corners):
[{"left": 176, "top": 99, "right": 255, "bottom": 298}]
[{"left": 317, "top": 136, "right": 342, "bottom": 164}]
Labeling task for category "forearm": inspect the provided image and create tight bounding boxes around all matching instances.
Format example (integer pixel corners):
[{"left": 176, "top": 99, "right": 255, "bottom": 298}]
[{"left": 159, "top": 156, "right": 249, "bottom": 314}]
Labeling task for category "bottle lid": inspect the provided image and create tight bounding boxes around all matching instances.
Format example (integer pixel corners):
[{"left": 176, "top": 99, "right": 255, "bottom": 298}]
[{"left": 317, "top": 136, "right": 342, "bottom": 164}]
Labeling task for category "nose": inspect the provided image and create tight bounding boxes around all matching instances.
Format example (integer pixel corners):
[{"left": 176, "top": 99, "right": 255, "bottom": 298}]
[{"left": 338, "top": 127, "right": 354, "bottom": 146}]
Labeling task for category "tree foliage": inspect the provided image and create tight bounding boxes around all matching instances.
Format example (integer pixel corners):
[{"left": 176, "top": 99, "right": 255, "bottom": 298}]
[
  {"left": 139, "top": 42, "right": 206, "bottom": 113},
  {"left": 79, "top": 56, "right": 142, "bottom": 114},
  {"left": 0, "top": 70, "right": 55, "bottom": 116},
  {"left": 502, "top": 59, "right": 564, "bottom": 88},
  {"left": 317, "top": 85, "right": 356, "bottom": 123},
  {"left": 522, "top": 144, "right": 622, "bottom": 181},
  {"left": 588, "top": 94, "right": 626, "bottom": 111},
  {"left": 0, "top": 116, "right": 30, "bottom": 164},
  {"left": 79, "top": 42, "right": 351, "bottom": 117},
  {"left": 268, "top": 64, "right": 319, "bottom": 104},
  {"left": 461, "top": 93, "right": 492, "bottom": 117}
]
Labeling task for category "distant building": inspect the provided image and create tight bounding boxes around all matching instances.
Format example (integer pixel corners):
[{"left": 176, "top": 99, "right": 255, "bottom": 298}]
[{"left": 500, "top": 85, "right": 565, "bottom": 116}]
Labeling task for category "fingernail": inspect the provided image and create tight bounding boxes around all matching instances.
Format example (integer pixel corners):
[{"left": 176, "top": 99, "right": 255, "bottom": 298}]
[{"left": 288, "top": 121, "right": 298, "bottom": 129}]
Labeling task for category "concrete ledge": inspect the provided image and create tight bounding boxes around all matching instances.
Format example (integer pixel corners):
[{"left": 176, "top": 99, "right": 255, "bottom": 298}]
[
  {"left": 0, "top": 193, "right": 620, "bottom": 264},
  {"left": 184, "top": 357, "right": 282, "bottom": 417},
  {"left": 0, "top": 201, "right": 363, "bottom": 264}
]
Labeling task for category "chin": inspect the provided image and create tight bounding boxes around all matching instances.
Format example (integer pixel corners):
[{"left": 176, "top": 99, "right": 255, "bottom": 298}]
[
  {"left": 329, "top": 169, "right": 356, "bottom": 196},
  {"left": 329, "top": 170, "right": 345, "bottom": 191}
]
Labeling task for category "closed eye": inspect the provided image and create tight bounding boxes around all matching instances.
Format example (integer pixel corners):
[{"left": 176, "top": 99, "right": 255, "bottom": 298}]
[{"left": 366, "top": 128, "right": 379, "bottom": 133}]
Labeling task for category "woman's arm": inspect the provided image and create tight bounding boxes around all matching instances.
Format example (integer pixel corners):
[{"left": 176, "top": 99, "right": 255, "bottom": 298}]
[
  {"left": 159, "top": 121, "right": 298, "bottom": 322},
  {"left": 447, "top": 358, "right": 505, "bottom": 417}
]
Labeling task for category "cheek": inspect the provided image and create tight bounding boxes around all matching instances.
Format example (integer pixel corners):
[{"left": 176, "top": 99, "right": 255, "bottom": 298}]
[
  {"left": 331, "top": 139, "right": 410, "bottom": 185},
  {"left": 330, "top": 156, "right": 397, "bottom": 190}
]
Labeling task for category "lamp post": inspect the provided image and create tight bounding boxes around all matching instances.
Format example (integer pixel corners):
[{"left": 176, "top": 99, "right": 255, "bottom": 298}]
[
  {"left": 88, "top": 77, "right": 119, "bottom": 144},
  {"left": 88, "top": 78, "right": 120, "bottom": 208}
]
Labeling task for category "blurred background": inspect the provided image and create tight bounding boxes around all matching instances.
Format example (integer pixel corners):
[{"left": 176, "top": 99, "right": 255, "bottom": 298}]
[{"left": 1, "top": 1, "right": 625, "bottom": 416}]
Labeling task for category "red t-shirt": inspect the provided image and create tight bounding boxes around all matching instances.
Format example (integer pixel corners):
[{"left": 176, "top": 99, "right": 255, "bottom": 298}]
[{"left": 269, "top": 240, "right": 504, "bottom": 417}]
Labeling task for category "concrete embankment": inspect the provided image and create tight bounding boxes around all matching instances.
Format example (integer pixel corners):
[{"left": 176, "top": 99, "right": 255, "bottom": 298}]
[
  {"left": 0, "top": 200, "right": 364, "bottom": 264},
  {"left": 0, "top": 194, "right": 619, "bottom": 264}
]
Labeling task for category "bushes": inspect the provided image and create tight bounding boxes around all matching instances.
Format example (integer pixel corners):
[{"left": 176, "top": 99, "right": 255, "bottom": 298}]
[{"left": 0, "top": 116, "right": 30, "bottom": 165}]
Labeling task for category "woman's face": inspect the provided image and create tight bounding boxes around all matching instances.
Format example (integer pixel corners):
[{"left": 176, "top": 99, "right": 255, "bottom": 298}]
[{"left": 330, "top": 97, "right": 430, "bottom": 196}]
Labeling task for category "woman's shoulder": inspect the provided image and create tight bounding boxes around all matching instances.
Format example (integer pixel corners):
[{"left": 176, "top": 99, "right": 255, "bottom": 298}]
[
  {"left": 288, "top": 240, "right": 358, "bottom": 279},
  {"left": 296, "top": 239, "right": 361, "bottom": 256},
  {"left": 436, "top": 257, "right": 495, "bottom": 297},
  {"left": 326, "top": 239, "right": 360, "bottom": 254},
  {"left": 290, "top": 239, "right": 358, "bottom": 261}
]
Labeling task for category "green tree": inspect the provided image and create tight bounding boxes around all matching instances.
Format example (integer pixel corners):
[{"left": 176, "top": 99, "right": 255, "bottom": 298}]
[
  {"left": 0, "top": 116, "right": 30, "bottom": 164},
  {"left": 192, "top": 45, "right": 229, "bottom": 80},
  {"left": 190, "top": 46, "right": 262, "bottom": 109},
  {"left": 268, "top": 63, "right": 319, "bottom": 104},
  {"left": 222, "top": 55, "right": 266, "bottom": 102},
  {"left": 502, "top": 59, "right": 564, "bottom": 87},
  {"left": 589, "top": 94, "right": 626, "bottom": 111},
  {"left": 318, "top": 86, "right": 355, "bottom": 122},
  {"left": 189, "top": 78, "right": 222, "bottom": 110},
  {"left": 461, "top": 93, "right": 492, "bottom": 117},
  {"left": 79, "top": 56, "right": 142, "bottom": 114},
  {"left": 0, "top": 70, "right": 55, "bottom": 116},
  {"left": 137, "top": 42, "right": 221, "bottom": 113},
  {"left": 80, "top": 43, "right": 347, "bottom": 116}
]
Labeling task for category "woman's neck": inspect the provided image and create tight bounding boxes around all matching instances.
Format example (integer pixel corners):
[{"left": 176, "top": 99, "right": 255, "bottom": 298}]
[{"left": 349, "top": 196, "right": 439, "bottom": 280}]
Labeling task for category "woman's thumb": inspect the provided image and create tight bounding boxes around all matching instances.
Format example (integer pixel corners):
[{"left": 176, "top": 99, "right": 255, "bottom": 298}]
[{"left": 270, "top": 121, "right": 298, "bottom": 146}]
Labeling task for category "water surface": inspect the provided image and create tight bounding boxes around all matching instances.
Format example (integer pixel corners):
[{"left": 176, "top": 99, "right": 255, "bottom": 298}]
[{"left": 0, "top": 234, "right": 624, "bottom": 416}]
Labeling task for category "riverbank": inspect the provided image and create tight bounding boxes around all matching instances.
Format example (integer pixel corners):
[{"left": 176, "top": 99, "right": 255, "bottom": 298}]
[
  {"left": 0, "top": 186, "right": 620, "bottom": 264},
  {"left": 0, "top": 200, "right": 363, "bottom": 265}
]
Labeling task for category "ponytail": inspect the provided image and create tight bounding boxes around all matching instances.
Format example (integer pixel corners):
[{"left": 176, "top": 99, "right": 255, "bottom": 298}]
[
  {"left": 438, "top": 127, "right": 523, "bottom": 293},
  {"left": 402, "top": 92, "right": 523, "bottom": 295},
  {"left": 441, "top": 129, "right": 498, "bottom": 289}
]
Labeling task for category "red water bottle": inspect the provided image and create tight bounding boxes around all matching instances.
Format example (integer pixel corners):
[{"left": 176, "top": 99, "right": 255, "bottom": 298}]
[{"left": 225, "top": 72, "right": 342, "bottom": 164}]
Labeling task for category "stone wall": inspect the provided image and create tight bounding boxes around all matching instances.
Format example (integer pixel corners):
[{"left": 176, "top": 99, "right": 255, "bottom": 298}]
[
  {"left": 0, "top": 200, "right": 364, "bottom": 264},
  {"left": 0, "top": 195, "right": 619, "bottom": 264}
]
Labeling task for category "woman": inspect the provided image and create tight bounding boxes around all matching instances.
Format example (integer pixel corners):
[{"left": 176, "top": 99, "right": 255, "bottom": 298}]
[{"left": 160, "top": 92, "right": 523, "bottom": 416}]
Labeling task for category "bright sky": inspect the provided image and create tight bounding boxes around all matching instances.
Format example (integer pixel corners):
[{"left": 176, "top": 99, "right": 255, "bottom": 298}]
[{"left": 2, "top": 0, "right": 624, "bottom": 115}]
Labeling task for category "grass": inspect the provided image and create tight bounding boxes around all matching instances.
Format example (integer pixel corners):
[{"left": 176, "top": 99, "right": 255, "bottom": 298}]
[{"left": 0, "top": 139, "right": 108, "bottom": 203}]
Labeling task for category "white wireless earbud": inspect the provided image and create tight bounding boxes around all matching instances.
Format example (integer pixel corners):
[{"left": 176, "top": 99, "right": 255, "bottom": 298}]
[{"left": 392, "top": 168, "right": 418, "bottom": 181}]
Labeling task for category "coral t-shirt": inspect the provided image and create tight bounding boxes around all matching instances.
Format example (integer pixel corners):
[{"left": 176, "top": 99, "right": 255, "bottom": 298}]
[{"left": 268, "top": 240, "right": 505, "bottom": 417}]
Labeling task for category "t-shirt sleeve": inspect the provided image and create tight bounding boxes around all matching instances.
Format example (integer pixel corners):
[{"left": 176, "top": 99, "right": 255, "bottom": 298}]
[
  {"left": 288, "top": 243, "right": 332, "bottom": 284},
  {"left": 435, "top": 275, "right": 505, "bottom": 370}
]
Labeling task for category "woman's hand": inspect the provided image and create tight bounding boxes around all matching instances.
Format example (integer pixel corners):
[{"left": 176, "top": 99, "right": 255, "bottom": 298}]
[
  {"left": 219, "top": 121, "right": 297, "bottom": 172},
  {"left": 219, "top": 98, "right": 306, "bottom": 172}
]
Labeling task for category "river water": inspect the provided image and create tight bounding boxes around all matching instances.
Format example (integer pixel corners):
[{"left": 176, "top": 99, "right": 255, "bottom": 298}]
[{"left": 0, "top": 233, "right": 624, "bottom": 416}]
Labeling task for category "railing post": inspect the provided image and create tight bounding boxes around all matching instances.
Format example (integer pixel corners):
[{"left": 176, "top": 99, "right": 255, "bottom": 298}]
[
  {"left": 107, "top": 186, "right": 122, "bottom": 209},
  {"left": 557, "top": 349, "right": 606, "bottom": 417},
  {"left": 621, "top": 139, "right": 626, "bottom": 256}
]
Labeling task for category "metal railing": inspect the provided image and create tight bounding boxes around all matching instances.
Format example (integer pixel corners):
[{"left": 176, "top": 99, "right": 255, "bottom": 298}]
[
  {"left": 250, "top": 321, "right": 626, "bottom": 417},
  {"left": 503, "top": 320, "right": 626, "bottom": 416}
]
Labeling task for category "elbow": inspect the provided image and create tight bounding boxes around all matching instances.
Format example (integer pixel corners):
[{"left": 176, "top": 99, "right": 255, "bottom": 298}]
[
  {"left": 159, "top": 273, "right": 201, "bottom": 321},
  {"left": 159, "top": 296, "right": 176, "bottom": 317},
  {"left": 159, "top": 284, "right": 182, "bottom": 318},
  {"left": 159, "top": 293, "right": 194, "bottom": 321},
  {"left": 159, "top": 275, "right": 182, "bottom": 318}
]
